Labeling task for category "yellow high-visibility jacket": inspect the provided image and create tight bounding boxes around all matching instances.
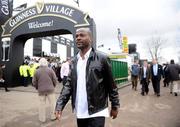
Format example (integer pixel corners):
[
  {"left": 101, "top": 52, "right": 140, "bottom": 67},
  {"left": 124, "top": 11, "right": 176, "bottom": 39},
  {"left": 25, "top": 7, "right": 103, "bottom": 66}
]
[
  {"left": 20, "top": 64, "right": 30, "bottom": 77},
  {"left": 19, "top": 65, "right": 23, "bottom": 76}
]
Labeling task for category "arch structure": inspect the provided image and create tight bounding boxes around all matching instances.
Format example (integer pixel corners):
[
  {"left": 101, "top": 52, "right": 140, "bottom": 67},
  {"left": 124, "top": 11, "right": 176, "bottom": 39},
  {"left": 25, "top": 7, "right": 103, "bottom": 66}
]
[{"left": 0, "top": 2, "right": 96, "bottom": 85}]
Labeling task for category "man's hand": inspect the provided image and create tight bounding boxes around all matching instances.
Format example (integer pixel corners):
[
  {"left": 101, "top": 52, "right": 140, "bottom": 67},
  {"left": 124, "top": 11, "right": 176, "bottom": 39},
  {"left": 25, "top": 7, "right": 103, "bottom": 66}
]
[
  {"left": 55, "top": 111, "right": 62, "bottom": 121},
  {"left": 110, "top": 108, "right": 118, "bottom": 119}
]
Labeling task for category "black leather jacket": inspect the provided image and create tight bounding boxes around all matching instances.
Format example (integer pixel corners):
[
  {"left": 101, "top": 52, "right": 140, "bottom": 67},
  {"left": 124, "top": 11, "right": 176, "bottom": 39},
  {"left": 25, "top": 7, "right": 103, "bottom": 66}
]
[{"left": 56, "top": 48, "right": 120, "bottom": 115}]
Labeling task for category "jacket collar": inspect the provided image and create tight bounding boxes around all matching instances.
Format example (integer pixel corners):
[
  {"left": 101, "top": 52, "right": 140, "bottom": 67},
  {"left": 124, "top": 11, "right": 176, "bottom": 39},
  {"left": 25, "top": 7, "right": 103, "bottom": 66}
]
[
  {"left": 75, "top": 47, "right": 95, "bottom": 60},
  {"left": 89, "top": 47, "right": 95, "bottom": 59},
  {"left": 77, "top": 47, "right": 92, "bottom": 60}
]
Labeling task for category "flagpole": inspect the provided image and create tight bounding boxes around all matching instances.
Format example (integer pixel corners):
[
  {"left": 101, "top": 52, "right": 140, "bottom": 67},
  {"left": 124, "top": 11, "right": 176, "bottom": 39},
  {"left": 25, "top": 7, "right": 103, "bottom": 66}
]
[
  {"left": 74, "top": 0, "right": 79, "bottom": 7},
  {"left": 117, "top": 28, "right": 122, "bottom": 50}
]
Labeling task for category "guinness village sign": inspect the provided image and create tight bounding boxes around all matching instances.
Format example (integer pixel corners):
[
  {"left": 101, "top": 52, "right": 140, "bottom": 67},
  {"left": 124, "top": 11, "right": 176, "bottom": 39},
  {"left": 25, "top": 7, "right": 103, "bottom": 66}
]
[
  {"left": 0, "top": 2, "right": 96, "bottom": 85},
  {"left": 2, "top": 3, "right": 91, "bottom": 37}
]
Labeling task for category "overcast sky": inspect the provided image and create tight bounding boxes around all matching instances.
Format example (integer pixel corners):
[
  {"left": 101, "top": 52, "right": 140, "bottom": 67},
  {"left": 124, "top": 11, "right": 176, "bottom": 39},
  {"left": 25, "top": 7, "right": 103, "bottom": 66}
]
[
  {"left": 79, "top": 0, "right": 180, "bottom": 62},
  {"left": 15, "top": 0, "right": 180, "bottom": 62}
]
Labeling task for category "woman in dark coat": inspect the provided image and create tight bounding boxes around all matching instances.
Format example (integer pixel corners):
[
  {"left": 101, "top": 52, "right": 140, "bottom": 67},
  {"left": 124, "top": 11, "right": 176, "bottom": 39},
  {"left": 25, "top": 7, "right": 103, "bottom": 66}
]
[{"left": 0, "top": 64, "right": 10, "bottom": 92}]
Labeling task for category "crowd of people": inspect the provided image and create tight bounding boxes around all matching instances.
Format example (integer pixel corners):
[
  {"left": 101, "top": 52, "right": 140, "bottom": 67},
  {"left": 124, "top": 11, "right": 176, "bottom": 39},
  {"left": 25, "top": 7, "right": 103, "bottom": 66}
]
[
  {"left": 0, "top": 27, "right": 120, "bottom": 126},
  {"left": 12, "top": 56, "right": 71, "bottom": 123},
  {"left": 17, "top": 56, "right": 72, "bottom": 87},
  {"left": 27, "top": 27, "right": 120, "bottom": 127},
  {"left": 1, "top": 26, "right": 179, "bottom": 127},
  {"left": 131, "top": 59, "right": 180, "bottom": 97}
]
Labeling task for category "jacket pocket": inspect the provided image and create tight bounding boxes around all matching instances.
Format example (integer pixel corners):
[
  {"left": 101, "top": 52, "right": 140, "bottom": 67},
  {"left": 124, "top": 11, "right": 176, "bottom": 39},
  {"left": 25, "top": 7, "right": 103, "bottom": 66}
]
[{"left": 89, "top": 66, "right": 103, "bottom": 82}]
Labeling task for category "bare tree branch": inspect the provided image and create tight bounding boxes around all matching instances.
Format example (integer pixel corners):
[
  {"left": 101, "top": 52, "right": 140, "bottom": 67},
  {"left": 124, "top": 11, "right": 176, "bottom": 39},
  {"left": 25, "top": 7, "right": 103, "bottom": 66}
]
[{"left": 144, "top": 34, "right": 167, "bottom": 61}]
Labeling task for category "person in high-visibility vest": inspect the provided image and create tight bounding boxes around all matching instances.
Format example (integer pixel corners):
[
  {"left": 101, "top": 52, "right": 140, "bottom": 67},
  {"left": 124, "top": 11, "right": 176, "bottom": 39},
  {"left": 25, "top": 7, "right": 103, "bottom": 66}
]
[
  {"left": 29, "top": 63, "right": 34, "bottom": 83},
  {"left": 29, "top": 62, "right": 39, "bottom": 83},
  {"left": 33, "top": 62, "right": 40, "bottom": 70},
  {"left": 19, "top": 64, "right": 23, "bottom": 77},
  {"left": 19, "top": 63, "right": 24, "bottom": 86},
  {"left": 19, "top": 62, "right": 30, "bottom": 87}
]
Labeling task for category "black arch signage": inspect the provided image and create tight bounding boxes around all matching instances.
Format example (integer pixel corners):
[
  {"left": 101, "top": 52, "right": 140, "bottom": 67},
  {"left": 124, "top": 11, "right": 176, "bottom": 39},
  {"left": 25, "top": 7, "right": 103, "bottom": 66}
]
[
  {"left": 0, "top": 2, "right": 96, "bottom": 85},
  {"left": 2, "top": 3, "right": 90, "bottom": 37}
]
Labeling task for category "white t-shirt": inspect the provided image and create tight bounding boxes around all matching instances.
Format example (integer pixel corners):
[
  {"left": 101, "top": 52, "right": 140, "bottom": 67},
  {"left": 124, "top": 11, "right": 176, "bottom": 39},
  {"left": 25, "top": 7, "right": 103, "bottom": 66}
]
[{"left": 60, "top": 61, "right": 70, "bottom": 79}]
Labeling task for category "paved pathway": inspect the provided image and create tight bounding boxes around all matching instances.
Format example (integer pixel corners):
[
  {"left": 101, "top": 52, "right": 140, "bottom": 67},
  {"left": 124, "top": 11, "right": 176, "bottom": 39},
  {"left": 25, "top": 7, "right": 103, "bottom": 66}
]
[{"left": 0, "top": 83, "right": 180, "bottom": 127}]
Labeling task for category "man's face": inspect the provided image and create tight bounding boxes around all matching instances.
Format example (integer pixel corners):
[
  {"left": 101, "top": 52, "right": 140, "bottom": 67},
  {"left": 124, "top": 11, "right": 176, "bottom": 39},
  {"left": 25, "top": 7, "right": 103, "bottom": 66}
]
[
  {"left": 134, "top": 60, "right": 138, "bottom": 65},
  {"left": 152, "top": 59, "right": 157, "bottom": 64},
  {"left": 143, "top": 61, "right": 148, "bottom": 67},
  {"left": 75, "top": 30, "right": 91, "bottom": 50}
]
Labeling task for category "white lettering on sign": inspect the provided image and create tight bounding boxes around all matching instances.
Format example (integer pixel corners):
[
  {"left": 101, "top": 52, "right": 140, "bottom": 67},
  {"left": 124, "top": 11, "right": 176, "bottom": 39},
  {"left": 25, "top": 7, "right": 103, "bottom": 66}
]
[
  {"left": 45, "top": 5, "right": 74, "bottom": 17},
  {"left": 28, "top": 20, "right": 53, "bottom": 29},
  {"left": 9, "top": 8, "right": 36, "bottom": 27},
  {"left": 1, "top": 0, "right": 9, "bottom": 15}
]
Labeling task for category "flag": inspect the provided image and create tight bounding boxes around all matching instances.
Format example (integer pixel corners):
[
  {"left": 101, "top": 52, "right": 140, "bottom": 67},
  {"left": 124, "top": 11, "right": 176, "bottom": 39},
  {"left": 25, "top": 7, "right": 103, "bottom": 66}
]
[
  {"left": 74, "top": 0, "right": 79, "bottom": 7},
  {"left": 13, "top": 3, "right": 27, "bottom": 11},
  {"left": 117, "top": 28, "right": 122, "bottom": 50},
  {"left": 0, "top": 0, "right": 13, "bottom": 25}
]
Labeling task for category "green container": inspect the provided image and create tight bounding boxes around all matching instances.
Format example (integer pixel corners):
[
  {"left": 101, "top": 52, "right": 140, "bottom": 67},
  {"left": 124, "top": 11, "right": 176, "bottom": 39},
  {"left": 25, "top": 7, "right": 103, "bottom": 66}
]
[{"left": 110, "top": 59, "right": 128, "bottom": 86}]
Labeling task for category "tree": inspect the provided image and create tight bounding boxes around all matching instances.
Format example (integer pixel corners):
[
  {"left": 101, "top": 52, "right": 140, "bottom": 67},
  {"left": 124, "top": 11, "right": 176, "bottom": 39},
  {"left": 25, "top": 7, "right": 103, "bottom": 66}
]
[{"left": 145, "top": 35, "right": 167, "bottom": 61}]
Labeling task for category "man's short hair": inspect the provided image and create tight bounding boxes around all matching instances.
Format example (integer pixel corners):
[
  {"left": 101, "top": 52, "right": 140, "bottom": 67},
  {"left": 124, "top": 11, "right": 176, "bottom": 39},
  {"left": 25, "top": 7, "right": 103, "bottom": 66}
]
[
  {"left": 66, "top": 57, "right": 71, "bottom": 61},
  {"left": 76, "top": 27, "right": 92, "bottom": 39}
]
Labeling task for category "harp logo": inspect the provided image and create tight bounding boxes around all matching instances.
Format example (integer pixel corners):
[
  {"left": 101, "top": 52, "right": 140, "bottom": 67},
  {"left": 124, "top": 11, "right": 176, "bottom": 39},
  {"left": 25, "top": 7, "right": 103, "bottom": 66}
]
[{"left": 36, "top": 0, "right": 44, "bottom": 14}]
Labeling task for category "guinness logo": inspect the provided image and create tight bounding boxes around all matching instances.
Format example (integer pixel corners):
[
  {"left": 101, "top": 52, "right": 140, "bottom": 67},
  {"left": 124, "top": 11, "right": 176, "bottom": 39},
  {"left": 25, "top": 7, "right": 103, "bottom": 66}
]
[{"left": 36, "top": 0, "right": 44, "bottom": 14}]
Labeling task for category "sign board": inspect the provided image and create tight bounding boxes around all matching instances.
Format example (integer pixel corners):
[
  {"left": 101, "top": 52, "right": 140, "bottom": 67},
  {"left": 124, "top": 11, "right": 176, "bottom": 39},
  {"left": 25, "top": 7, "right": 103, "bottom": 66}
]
[
  {"left": 108, "top": 54, "right": 127, "bottom": 59},
  {"left": 122, "top": 36, "right": 128, "bottom": 53},
  {"left": 1, "top": 3, "right": 90, "bottom": 37},
  {"left": 0, "top": 2, "right": 96, "bottom": 85}
]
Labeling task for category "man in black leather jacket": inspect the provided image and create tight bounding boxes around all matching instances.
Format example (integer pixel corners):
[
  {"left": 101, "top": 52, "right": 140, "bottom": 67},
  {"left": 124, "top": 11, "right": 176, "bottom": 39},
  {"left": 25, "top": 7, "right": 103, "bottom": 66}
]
[{"left": 55, "top": 27, "right": 120, "bottom": 127}]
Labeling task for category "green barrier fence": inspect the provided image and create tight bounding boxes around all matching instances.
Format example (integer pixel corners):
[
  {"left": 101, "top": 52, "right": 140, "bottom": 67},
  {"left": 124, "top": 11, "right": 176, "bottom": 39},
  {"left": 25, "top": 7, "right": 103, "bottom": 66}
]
[{"left": 110, "top": 59, "right": 128, "bottom": 86}]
